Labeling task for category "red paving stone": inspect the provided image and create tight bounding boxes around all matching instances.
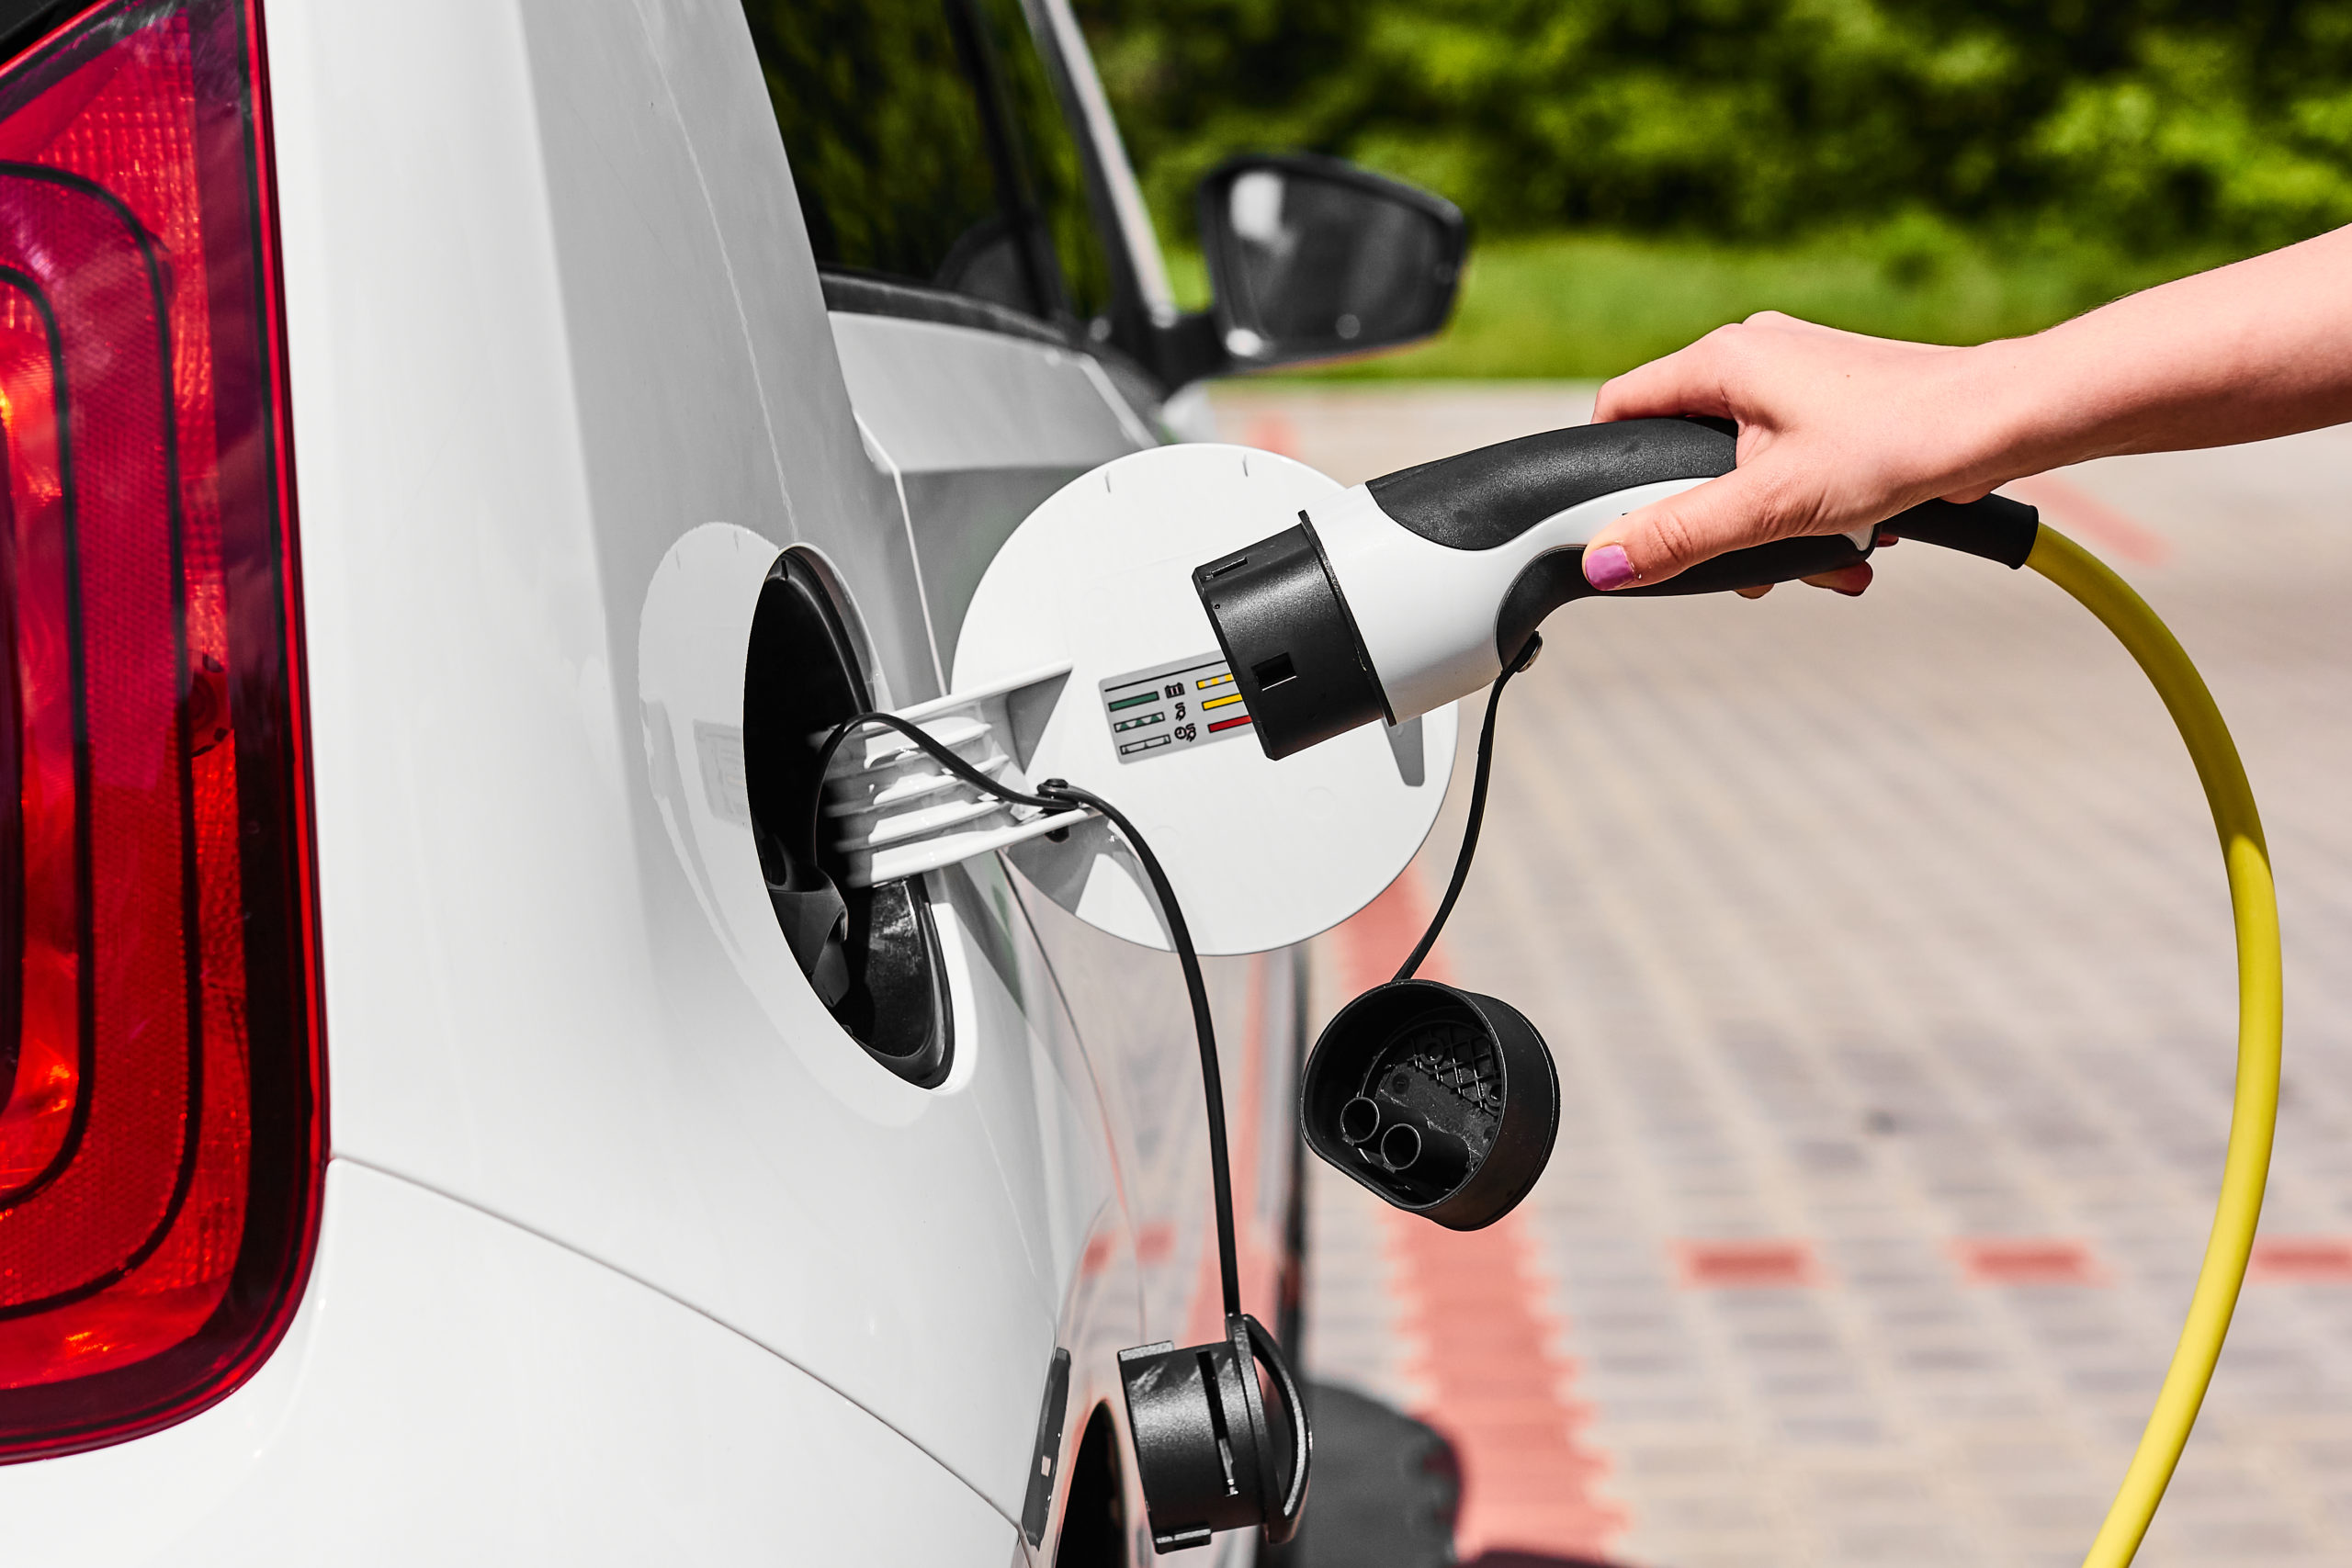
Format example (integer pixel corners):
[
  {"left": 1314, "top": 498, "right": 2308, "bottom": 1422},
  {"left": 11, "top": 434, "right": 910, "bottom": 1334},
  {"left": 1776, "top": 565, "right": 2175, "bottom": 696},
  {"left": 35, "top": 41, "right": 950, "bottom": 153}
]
[
  {"left": 1238, "top": 411, "right": 1301, "bottom": 457},
  {"left": 2007, "top": 473, "right": 2172, "bottom": 566},
  {"left": 1674, "top": 1238, "right": 1826, "bottom": 1289},
  {"left": 2247, "top": 1235, "right": 2352, "bottom": 1284},
  {"left": 1334, "top": 876, "right": 1628, "bottom": 1563},
  {"left": 1950, "top": 1237, "right": 2110, "bottom": 1287}
]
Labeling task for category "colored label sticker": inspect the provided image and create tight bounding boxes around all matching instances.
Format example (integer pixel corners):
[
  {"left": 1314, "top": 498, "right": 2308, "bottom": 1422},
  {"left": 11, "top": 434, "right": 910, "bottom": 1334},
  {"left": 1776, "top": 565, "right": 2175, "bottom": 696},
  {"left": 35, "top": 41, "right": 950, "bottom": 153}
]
[{"left": 1098, "top": 652, "right": 1254, "bottom": 764}]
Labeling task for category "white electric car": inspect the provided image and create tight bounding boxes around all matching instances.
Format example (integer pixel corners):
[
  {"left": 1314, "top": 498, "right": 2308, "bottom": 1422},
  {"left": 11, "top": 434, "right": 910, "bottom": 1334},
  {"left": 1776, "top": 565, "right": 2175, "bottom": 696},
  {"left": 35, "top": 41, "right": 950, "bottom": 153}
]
[{"left": 0, "top": 0, "right": 1460, "bottom": 1562}]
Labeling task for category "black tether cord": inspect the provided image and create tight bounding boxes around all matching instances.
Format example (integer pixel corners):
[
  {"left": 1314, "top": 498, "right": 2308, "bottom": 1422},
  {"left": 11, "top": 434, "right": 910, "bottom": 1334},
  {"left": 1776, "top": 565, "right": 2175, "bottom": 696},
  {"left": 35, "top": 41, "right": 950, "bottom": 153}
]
[
  {"left": 1393, "top": 634, "right": 1542, "bottom": 984},
  {"left": 812, "top": 710, "right": 1245, "bottom": 1323},
  {"left": 808, "top": 710, "right": 1073, "bottom": 868},
  {"left": 1042, "top": 781, "right": 1243, "bottom": 1322}
]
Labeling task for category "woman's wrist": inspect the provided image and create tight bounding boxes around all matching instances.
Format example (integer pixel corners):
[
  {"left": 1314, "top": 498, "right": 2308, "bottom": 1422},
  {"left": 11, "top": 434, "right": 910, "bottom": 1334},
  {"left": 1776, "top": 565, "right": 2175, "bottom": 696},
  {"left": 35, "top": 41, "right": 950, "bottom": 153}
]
[{"left": 1926, "top": 332, "right": 2103, "bottom": 498}]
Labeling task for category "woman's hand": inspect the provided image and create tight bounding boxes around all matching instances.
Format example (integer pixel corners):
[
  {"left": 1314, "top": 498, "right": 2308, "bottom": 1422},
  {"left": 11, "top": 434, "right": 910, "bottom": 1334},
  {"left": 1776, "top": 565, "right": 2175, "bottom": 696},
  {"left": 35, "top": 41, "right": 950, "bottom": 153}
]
[
  {"left": 1581, "top": 312, "right": 2005, "bottom": 595},
  {"left": 1577, "top": 224, "right": 2352, "bottom": 593}
]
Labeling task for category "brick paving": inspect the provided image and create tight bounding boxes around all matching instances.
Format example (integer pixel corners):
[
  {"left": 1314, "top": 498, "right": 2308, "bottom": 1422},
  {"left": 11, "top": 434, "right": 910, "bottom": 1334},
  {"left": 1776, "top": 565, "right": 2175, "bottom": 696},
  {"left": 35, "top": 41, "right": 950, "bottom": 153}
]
[
  {"left": 1329, "top": 875, "right": 1627, "bottom": 1562},
  {"left": 1217, "top": 383, "right": 2352, "bottom": 1568}
]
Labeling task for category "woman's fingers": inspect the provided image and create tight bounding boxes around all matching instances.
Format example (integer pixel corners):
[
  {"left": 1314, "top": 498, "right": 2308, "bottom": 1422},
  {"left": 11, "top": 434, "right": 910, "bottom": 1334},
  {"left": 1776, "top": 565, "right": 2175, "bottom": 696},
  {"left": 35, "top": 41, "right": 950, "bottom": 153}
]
[
  {"left": 1804, "top": 561, "right": 1873, "bottom": 596},
  {"left": 1598, "top": 314, "right": 1903, "bottom": 424},
  {"left": 1594, "top": 333, "right": 1735, "bottom": 423},
  {"left": 1580, "top": 464, "right": 1800, "bottom": 589},
  {"left": 1733, "top": 561, "right": 1876, "bottom": 602}
]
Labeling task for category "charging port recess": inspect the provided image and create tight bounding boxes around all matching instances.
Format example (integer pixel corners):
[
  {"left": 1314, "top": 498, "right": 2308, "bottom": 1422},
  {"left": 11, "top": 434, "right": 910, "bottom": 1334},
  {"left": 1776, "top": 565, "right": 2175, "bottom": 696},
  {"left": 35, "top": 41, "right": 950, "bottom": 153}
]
[{"left": 744, "top": 551, "right": 952, "bottom": 1087}]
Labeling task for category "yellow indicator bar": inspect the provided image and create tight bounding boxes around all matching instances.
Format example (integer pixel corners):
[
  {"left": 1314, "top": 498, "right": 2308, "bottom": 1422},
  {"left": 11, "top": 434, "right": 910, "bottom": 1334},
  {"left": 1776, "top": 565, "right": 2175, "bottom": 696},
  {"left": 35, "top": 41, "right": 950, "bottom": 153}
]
[
  {"left": 1193, "top": 671, "right": 1235, "bottom": 691},
  {"left": 1202, "top": 693, "right": 1244, "bottom": 712}
]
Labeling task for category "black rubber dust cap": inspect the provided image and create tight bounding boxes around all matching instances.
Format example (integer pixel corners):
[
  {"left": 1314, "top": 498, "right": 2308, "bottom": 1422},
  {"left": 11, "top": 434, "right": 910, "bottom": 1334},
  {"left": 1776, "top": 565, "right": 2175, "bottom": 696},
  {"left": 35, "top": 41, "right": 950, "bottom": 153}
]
[{"left": 1299, "top": 980, "right": 1558, "bottom": 1231}]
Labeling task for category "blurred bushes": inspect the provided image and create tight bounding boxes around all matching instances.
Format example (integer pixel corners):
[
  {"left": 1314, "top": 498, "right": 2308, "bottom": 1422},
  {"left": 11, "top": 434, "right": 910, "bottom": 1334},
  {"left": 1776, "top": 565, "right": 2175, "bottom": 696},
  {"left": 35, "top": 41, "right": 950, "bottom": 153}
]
[{"left": 1074, "top": 0, "right": 2352, "bottom": 254}]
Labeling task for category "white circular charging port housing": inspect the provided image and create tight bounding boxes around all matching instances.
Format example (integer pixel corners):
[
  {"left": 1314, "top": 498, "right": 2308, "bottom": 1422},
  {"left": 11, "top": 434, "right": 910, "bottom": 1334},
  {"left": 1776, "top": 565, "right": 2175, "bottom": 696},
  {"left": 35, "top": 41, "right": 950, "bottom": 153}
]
[{"left": 955, "top": 444, "right": 1459, "bottom": 955}]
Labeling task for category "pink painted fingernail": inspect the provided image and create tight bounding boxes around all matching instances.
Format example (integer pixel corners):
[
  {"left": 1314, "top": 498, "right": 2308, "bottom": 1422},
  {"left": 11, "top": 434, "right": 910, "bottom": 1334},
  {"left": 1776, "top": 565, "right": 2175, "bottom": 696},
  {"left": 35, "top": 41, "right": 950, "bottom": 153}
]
[{"left": 1584, "top": 544, "right": 1637, "bottom": 591}]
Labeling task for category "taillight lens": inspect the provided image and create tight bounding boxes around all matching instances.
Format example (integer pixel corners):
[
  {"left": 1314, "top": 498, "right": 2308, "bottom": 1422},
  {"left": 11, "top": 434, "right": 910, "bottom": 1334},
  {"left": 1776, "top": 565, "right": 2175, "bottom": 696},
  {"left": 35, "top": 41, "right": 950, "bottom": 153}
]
[{"left": 0, "top": 0, "right": 320, "bottom": 1461}]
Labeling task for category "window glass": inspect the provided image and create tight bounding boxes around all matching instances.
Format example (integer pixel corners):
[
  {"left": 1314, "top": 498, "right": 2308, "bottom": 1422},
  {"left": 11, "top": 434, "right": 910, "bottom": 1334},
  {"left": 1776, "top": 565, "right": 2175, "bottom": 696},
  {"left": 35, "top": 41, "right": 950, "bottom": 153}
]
[
  {"left": 979, "top": 0, "right": 1111, "bottom": 321},
  {"left": 743, "top": 0, "right": 1112, "bottom": 326}
]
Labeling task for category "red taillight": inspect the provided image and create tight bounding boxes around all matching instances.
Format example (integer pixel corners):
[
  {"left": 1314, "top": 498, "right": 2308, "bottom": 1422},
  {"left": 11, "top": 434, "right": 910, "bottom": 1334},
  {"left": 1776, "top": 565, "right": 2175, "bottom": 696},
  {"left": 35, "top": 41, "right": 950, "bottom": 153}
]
[{"left": 0, "top": 0, "right": 320, "bottom": 1460}]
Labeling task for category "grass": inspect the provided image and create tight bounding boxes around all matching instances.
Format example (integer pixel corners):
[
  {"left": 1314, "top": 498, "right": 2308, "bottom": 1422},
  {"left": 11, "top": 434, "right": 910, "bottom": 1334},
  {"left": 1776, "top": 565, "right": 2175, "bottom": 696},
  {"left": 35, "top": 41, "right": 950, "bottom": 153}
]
[{"left": 1169, "top": 229, "right": 2237, "bottom": 380}]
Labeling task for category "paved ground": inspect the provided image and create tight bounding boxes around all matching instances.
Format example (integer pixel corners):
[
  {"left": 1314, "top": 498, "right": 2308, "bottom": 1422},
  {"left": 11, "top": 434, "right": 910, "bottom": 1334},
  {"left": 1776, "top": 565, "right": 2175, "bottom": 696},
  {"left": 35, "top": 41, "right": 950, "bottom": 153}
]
[{"left": 1210, "top": 383, "right": 2352, "bottom": 1568}]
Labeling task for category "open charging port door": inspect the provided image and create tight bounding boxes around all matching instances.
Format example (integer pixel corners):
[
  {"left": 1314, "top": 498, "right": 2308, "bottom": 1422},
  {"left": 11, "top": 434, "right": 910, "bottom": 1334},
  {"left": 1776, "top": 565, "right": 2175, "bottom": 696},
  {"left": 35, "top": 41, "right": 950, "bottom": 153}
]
[{"left": 951, "top": 443, "right": 1461, "bottom": 957}]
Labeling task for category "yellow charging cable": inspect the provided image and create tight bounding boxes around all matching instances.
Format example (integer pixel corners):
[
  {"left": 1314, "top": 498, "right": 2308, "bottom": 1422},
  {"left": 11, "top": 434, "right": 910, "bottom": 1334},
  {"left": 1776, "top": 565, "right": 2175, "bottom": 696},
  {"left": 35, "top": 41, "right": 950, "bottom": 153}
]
[{"left": 2022, "top": 526, "right": 2283, "bottom": 1568}]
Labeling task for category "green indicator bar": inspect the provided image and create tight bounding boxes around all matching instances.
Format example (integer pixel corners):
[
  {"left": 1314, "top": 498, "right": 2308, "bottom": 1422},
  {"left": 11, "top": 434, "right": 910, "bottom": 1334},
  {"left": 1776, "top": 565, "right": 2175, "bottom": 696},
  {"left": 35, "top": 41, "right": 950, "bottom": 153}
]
[{"left": 1107, "top": 691, "right": 1160, "bottom": 712}]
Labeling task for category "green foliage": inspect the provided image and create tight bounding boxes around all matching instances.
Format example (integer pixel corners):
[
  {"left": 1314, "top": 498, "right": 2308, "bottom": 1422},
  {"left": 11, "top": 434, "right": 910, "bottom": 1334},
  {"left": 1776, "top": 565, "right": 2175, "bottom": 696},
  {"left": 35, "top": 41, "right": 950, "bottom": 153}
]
[{"left": 1076, "top": 0, "right": 2352, "bottom": 254}]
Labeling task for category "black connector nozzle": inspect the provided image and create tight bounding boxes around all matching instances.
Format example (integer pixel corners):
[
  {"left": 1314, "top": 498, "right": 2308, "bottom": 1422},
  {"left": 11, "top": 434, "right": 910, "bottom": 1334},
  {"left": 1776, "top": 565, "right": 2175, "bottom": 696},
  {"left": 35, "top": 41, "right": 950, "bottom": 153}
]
[{"left": 1194, "top": 519, "right": 1391, "bottom": 761}]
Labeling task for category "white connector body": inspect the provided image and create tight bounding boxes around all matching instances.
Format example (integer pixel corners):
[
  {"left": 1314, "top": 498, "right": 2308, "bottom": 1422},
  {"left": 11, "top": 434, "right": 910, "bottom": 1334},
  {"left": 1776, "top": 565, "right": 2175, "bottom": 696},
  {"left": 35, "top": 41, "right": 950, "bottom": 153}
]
[
  {"left": 1308, "top": 479, "right": 1876, "bottom": 723},
  {"left": 1306, "top": 478, "right": 1704, "bottom": 721}
]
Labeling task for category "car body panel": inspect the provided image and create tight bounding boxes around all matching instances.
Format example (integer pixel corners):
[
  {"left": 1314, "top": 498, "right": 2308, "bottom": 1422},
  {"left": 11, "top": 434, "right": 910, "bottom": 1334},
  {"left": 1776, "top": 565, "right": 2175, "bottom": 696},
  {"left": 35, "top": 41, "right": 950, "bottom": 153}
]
[
  {"left": 264, "top": 0, "right": 1129, "bottom": 1522},
  {"left": 834, "top": 310, "right": 1154, "bottom": 675},
  {"left": 7, "top": 1162, "right": 1021, "bottom": 1566}
]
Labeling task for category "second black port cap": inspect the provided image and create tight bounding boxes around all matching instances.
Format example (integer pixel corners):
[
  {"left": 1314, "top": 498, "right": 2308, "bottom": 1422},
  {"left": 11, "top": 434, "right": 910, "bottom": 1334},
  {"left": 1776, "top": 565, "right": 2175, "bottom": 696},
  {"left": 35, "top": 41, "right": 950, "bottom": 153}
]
[{"left": 1298, "top": 978, "right": 1559, "bottom": 1231}]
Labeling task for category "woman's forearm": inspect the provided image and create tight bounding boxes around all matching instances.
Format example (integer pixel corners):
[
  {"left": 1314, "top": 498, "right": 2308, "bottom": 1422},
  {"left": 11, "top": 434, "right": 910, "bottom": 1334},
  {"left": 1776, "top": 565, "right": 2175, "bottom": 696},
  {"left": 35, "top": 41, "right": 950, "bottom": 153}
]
[{"left": 1971, "top": 225, "right": 2352, "bottom": 482}]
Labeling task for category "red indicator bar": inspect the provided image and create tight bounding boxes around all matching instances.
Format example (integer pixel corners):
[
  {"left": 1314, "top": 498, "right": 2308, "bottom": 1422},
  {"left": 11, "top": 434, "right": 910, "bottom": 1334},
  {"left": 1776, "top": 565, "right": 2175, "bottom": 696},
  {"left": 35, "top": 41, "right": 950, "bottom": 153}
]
[{"left": 1207, "top": 715, "right": 1254, "bottom": 733}]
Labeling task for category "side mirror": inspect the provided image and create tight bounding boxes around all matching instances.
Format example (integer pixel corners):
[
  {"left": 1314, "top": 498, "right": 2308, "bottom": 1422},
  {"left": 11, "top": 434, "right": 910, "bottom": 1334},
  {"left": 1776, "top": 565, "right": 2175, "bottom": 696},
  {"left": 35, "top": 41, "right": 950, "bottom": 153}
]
[{"left": 1196, "top": 153, "right": 1465, "bottom": 370}]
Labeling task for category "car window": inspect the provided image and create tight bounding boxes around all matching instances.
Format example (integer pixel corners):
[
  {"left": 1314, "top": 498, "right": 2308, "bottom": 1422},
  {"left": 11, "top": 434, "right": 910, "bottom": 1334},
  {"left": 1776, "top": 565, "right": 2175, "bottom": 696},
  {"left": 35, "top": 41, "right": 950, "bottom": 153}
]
[
  {"left": 985, "top": 0, "right": 1110, "bottom": 321},
  {"left": 743, "top": 0, "right": 1111, "bottom": 329}
]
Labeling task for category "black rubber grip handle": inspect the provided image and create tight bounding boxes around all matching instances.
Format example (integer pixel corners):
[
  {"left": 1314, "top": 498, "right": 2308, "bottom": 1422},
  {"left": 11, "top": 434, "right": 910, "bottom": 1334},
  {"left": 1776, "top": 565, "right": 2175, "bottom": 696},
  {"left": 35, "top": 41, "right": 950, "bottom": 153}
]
[
  {"left": 1371, "top": 419, "right": 1736, "bottom": 549},
  {"left": 1490, "top": 490, "right": 2043, "bottom": 662},
  {"left": 1359, "top": 418, "right": 2043, "bottom": 663},
  {"left": 1367, "top": 417, "right": 2040, "bottom": 567},
  {"left": 1883, "top": 491, "right": 2041, "bottom": 567},
  {"left": 1494, "top": 535, "right": 1867, "bottom": 660}
]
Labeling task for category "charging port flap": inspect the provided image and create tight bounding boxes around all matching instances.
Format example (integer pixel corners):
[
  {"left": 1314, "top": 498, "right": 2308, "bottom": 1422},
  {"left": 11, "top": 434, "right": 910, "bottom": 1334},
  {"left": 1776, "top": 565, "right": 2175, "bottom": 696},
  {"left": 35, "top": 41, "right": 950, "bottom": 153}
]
[{"left": 953, "top": 443, "right": 1461, "bottom": 956}]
